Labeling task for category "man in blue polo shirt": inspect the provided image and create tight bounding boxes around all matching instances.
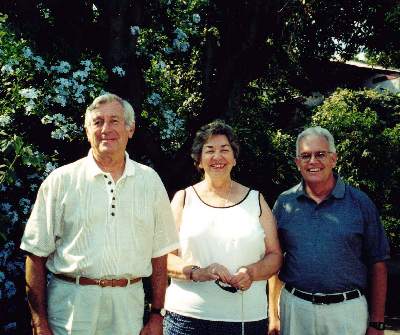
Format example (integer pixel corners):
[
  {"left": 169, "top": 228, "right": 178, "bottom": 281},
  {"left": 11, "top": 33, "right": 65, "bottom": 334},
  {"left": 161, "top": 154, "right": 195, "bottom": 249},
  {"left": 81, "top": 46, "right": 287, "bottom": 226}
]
[{"left": 268, "top": 126, "right": 389, "bottom": 335}]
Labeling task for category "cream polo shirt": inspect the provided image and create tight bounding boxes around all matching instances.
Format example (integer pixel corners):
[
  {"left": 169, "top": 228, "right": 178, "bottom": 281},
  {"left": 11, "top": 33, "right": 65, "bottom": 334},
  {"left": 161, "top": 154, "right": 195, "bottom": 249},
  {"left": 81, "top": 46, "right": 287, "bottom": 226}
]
[{"left": 21, "top": 150, "right": 179, "bottom": 278}]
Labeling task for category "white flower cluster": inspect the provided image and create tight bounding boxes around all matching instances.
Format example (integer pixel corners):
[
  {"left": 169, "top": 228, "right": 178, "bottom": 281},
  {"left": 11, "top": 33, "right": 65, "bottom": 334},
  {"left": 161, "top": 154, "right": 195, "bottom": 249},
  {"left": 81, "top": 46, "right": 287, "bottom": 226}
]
[
  {"left": 19, "top": 88, "right": 39, "bottom": 99},
  {"left": 49, "top": 60, "right": 95, "bottom": 105},
  {"left": 44, "top": 161, "right": 58, "bottom": 175},
  {"left": 1, "top": 61, "right": 17, "bottom": 74},
  {"left": 18, "top": 198, "right": 31, "bottom": 215},
  {"left": 0, "top": 115, "right": 11, "bottom": 127},
  {"left": 160, "top": 109, "right": 185, "bottom": 140},
  {"left": 130, "top": 26, "right": 140, "bottom": 36},
  {"left": 19, "top": 87, "right": 40, "bottom": 113},
  {"left": 50, "top": 60, "right": 71, "bottom": 74},
  {"left": 41, "top": 113, "right": 81, "bottom": 140},
  {"left": 173, "top": 28, "right": 190, "bottom": 52},
  {"left": 14, "top": 51, "right": 98, "bottom": 110},
  {"left": 147, "top": 92, "right": 162, "bottom": 106},
  {"left": 0, "top": 203, "right": 18, "bottom": 227},
  {"left": 0, "top": 202, "right": 12, "bottom": 212},
  {"left": 22, "top": 46, "right": 33, "bottom": 58},
  {"left": 0, "top": 241, "right": 18, "bottom": 300},
  {"left": 157, "top": 61, "right": 167, "bottom": 70},
  {"left": 192, "top": 13, "right": 201, "bottom": 24},
  {"left": 23, "top": 49, "right": 47, "bottom": 71},
  {"left": 112, "top": 66, "right": 126, "bottom": 77}
]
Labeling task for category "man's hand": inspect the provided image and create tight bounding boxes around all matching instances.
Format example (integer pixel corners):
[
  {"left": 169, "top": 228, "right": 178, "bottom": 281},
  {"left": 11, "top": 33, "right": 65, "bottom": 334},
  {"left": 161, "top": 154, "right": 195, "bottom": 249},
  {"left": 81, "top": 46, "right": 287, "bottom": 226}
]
[
  {"left": 139, "top": 314, "right": 163, "bottom": 335},
  {"left": 268, "top": 316, "right": 280, "bottom": 335}
]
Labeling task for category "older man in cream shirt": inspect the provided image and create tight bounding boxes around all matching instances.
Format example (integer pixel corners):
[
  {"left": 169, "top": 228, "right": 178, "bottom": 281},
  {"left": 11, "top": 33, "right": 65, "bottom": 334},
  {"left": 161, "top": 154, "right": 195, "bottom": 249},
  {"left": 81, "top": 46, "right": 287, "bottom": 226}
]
[{"left": 21, "top": 93, "right": 179, "bottom": 335}]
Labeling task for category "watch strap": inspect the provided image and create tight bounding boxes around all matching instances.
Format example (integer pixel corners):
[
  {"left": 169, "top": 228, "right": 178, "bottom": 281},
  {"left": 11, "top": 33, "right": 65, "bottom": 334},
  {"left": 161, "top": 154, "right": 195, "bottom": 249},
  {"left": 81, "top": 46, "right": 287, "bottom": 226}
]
[
  {"left": 189, "top": 265, "right": 200, "bottom": 281},
  {"left": 150, "top": 307, "right": 165, "bottom": 317},
  {"left": 369, "top": 321, "right": 385, "bottom": 330}
]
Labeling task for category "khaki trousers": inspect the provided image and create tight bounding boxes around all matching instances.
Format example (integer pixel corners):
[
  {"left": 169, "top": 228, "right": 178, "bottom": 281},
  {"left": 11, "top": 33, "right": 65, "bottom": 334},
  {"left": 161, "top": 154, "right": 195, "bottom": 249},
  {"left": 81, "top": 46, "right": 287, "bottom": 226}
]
[
  {"left": 47, "top": 276, "right": 144, "bottom": 335},
  {"left": 279, "top": 286, "right": 368, "bottom": 335}
]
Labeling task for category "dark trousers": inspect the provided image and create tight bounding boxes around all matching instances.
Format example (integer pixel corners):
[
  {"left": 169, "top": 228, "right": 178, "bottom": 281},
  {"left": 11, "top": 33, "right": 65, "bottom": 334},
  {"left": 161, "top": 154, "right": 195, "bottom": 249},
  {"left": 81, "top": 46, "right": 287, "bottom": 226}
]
[{"left": 163, "top": 311, "right": 268, "bottom": 335}]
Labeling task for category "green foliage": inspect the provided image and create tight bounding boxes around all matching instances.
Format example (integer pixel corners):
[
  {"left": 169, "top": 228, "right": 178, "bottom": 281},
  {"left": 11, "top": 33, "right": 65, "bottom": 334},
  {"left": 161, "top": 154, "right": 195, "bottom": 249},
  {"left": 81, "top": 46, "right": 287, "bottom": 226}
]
[
  {"left": 364, "top": 2, "right": 400, "bottom": 68},
  {"left": 230, "top": 77, "right": 308, "bottom": 202},
  {"left": 312, "top": 88, "right": 400, "bottom": 251},
  {"left": 383, "top": 216, "right": 400, "bottom": 253}
]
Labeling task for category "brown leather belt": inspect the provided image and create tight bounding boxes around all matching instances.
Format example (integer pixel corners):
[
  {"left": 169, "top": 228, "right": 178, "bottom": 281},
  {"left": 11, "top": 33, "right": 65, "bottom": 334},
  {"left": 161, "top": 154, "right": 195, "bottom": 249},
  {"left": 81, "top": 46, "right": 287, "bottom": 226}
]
[{"left": 54, "top": 273, "right": 141, "bottom": 287}]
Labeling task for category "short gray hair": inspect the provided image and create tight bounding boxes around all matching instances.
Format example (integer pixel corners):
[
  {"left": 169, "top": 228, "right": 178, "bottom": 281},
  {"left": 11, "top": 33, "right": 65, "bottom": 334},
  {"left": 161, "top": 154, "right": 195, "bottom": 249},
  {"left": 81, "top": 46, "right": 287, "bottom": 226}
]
[
  {"left": 85, "top": 93, "right": 135, "bottom": 128},
  {"left": 296, "top": 126, "right": 336, "bottom": 156}
]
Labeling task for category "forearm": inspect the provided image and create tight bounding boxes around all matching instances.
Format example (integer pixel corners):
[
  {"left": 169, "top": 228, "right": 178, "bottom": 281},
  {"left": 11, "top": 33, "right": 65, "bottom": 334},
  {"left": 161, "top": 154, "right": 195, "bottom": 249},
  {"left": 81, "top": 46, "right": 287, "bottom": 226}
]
[
  {"left": 268, "top": 274, "right": 283, "bottom": 319},
  {"left": 244, "top": 251, "right": 283, "bottom": 282},
  {"left": 150, "top": 255, "right": 168, "bottom": 308},
  {"left": 25, "top": 254, "right": 50, "bottom": 329},
  {"left": 167, "top": 252, "right": 196, "bottom": 280},
  {"left": 368, "top": 261, "right": 387, "bottom": 321}
]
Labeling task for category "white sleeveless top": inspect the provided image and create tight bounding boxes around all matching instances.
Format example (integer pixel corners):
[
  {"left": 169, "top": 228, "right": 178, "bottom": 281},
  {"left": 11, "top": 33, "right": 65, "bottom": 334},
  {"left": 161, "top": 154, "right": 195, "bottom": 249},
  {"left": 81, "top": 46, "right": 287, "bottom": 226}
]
[{"left": 164, "top": 187, "right": 267, "bottom": 321}]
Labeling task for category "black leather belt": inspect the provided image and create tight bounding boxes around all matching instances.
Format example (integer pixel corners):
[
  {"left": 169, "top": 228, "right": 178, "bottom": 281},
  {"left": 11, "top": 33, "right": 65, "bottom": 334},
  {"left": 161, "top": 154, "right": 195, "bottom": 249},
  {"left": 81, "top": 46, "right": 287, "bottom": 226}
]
[{"left": 285, "top": 284, "right": 363, "bottom": 305}]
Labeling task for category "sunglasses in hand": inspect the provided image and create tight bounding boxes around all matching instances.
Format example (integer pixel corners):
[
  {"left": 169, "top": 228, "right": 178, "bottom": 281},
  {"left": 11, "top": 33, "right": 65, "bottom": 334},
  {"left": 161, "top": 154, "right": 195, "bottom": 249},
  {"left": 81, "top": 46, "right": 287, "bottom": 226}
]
[{"left": 214, "top": 279, "right": 238, "bottom": 293}]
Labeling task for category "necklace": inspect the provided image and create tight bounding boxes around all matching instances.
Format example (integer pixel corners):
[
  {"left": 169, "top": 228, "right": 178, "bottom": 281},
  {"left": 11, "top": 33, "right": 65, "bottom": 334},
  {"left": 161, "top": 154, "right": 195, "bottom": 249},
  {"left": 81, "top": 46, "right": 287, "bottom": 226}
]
[{"left": 223, "top": 180, "right": 233, "bottom": 207}]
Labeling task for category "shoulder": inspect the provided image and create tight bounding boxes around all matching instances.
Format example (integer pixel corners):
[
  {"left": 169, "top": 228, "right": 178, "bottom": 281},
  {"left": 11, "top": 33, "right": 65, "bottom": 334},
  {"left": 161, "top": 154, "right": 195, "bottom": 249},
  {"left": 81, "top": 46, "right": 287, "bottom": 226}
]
[
  {"left": 233, "top": 181, "right": 252, "bottom": 198},
  {"left": 42, "top": 157, "right": 86, "bottom": 184},
  {"left": 345, "top": 183, "right": 370, "bottom": 199},
  {"left": 130, "top": 159, "right": 157, "bottom": 174},
  {"left": 276, "top": 183, "right": 301, "bottom": 203},
  {"left": 173, "top": 189, "right": 186, "bottom": 202},
  {"left": 344, "top": 183, "right": 375, "bottom": 206},
  {"left": 129, "top": 159, "right": 161, "bottom": 182},
  {"left": 171, "top": 189, "right": 187, "bottom": 216},
  {"left": 343, "top": 183, "right": 378, "bottom": 215}
]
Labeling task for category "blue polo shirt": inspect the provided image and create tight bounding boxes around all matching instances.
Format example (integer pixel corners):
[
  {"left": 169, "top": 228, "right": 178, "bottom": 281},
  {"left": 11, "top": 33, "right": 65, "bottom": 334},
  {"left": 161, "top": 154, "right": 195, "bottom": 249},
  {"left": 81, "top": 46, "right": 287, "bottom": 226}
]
[{"left": 273, "top": 176, "right": 390, "bottom": 293}]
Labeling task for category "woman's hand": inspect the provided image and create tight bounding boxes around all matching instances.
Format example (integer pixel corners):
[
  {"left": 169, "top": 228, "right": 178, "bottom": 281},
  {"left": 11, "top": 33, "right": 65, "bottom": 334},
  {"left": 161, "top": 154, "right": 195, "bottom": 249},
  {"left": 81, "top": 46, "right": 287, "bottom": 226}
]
[
  {"left": 230, "top": 266, "right": 253, "bottom": 291},
  {"left": 192, "top": 263, "right": 232, "bottom": 282}
]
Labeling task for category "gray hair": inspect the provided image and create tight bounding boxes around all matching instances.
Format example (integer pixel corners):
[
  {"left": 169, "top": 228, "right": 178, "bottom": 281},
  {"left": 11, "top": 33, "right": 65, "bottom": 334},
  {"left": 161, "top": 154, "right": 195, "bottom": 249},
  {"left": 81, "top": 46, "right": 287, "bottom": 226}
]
[
  {"left": 296, "top": 126, "right": 336, "bottom": 156},
  {"left": 84, "top": 93, "right": 135, "bottom": 129}
]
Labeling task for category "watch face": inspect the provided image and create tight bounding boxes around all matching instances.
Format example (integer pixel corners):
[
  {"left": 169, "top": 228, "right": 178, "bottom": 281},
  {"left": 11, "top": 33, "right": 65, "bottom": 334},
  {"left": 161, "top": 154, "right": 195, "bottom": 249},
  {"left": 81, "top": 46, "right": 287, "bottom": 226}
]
[{"left": 150, "top": 307, "right": 166, "bottom": 317}]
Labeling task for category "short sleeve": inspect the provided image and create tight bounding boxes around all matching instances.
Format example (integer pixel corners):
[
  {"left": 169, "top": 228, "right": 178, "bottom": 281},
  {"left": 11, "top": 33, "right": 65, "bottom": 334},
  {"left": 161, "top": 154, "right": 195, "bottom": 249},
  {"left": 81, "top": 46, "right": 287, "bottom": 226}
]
[
  {"left": 361, "top": 194, "right": 390, "bottom": 264},
  {"left": 151, "top": 173, "right": 180, "bottom": 258},
  {"left": 272, "top": 196, "right": 282, "bottom": 224},
  {"left": 20, "top": 172, "right": 63, "bottom": 257}
]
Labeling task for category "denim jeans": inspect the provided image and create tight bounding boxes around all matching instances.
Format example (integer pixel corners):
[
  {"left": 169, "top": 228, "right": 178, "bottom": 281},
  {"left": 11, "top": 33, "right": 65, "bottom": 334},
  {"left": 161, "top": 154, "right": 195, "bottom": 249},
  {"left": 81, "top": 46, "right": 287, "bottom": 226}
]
[{"left": 163, "top": 311, "right": 268, "bottom": 335}]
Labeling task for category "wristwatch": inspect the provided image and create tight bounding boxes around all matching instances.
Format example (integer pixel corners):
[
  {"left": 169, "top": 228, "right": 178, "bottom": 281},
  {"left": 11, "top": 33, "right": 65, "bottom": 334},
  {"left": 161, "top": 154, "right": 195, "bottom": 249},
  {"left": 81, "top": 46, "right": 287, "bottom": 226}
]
[
  {"left": 369, "top": 321, "right": 385, "bottom": 330},
  {"left": 189, "top": 265, "right": 201, "bottom": 282},
  {"left": 150, "top": 306, "right": 166, "bottom": 317}
]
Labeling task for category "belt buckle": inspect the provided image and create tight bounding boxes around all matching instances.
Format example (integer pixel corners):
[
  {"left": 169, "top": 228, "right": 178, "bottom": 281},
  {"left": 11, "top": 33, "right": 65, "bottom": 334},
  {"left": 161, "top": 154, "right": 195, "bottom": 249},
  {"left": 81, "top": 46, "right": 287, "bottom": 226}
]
[{"left": 99, "top": 279, "right": 107, "bottom": 287}]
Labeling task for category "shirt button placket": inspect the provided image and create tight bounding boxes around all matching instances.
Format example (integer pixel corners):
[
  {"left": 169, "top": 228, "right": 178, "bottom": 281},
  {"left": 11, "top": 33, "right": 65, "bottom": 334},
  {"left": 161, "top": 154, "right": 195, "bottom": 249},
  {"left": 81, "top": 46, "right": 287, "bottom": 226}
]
[{"left": 111, "top": 187, "right": 115, "bottom": 217}]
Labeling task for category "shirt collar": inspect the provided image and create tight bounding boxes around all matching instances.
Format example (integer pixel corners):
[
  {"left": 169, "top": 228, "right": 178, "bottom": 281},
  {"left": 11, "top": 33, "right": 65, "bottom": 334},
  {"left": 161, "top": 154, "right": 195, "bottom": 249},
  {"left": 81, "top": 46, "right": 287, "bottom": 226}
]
[
  {"left": 295, "top": 174, "right": 345, "bottom": 200},
  {"left": 86, "top": 149, "right": 135, "bottom": 178}
]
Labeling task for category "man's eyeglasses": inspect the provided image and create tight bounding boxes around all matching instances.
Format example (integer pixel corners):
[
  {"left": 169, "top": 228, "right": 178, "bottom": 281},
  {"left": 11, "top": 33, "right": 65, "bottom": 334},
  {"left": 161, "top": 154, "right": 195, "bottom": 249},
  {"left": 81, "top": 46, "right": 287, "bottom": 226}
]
[
  {"left": 297, "top": 151, "right": 332, "bottom": 162},
  {"left": 215, "top": 279, "right": 238, "bottom": 293}
]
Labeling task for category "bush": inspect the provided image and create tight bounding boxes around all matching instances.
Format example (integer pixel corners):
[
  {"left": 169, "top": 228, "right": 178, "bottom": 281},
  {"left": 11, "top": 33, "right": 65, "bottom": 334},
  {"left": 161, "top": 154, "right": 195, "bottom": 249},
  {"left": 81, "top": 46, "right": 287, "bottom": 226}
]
[
  {"left": 0, "top": 16, "right": 107, "bottom": 333},
  {"left": 312, "top": 88, "right": 400, "bottom": 253}
]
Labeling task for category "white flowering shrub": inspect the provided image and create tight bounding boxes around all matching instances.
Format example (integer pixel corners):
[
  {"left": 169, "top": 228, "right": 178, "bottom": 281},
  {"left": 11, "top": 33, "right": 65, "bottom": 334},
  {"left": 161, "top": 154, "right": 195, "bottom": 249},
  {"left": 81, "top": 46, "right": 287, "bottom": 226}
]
[
  {"left": 135, "top": 2, "right": 207, "bottom": 154},
  {"left": 0, "top": 16, "right": 107, "bottom": 333}
]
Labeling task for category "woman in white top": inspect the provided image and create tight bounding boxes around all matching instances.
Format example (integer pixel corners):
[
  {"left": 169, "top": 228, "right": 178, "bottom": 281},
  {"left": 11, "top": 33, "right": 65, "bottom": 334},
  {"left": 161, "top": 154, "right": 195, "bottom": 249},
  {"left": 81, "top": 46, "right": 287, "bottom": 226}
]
[{"left": 163, "top": 120, "right": 282, "bottom": 335}]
